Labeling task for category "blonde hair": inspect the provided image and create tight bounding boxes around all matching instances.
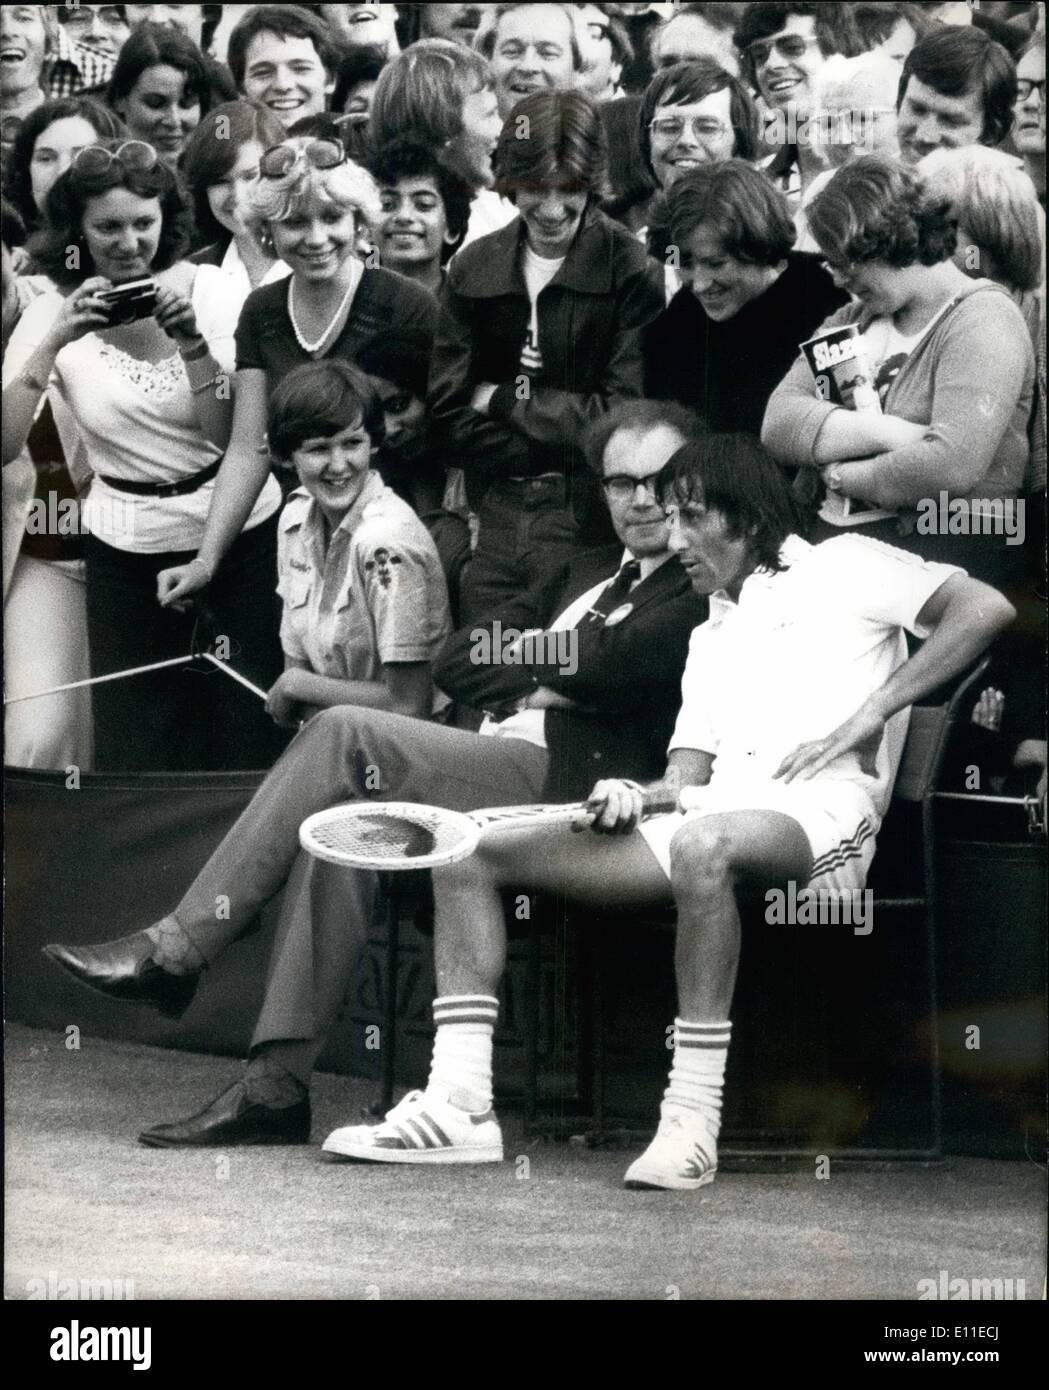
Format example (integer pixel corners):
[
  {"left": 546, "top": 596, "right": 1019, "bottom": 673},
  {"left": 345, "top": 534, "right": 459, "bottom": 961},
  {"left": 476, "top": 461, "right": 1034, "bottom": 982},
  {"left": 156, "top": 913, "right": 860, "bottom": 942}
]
[
  {"left": 243, "top": 140, "right": 382, "bottom": 241},
  {"left": 919, "top": 145, "right": 1045, "bottom": 294}
]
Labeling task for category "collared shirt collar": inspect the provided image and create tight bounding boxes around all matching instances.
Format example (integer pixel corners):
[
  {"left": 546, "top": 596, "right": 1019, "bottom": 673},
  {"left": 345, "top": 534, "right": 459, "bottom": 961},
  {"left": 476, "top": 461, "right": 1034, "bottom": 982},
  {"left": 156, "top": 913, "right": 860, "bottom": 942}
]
[
  {"left": 46, "top": 27, "right": 116, "bottom": 96},
  {"left": 287, "top": 470, "right": 387, "bottom": 555},
  {"left": 708, "top": 534, "right": 811, "bottom": 619}
]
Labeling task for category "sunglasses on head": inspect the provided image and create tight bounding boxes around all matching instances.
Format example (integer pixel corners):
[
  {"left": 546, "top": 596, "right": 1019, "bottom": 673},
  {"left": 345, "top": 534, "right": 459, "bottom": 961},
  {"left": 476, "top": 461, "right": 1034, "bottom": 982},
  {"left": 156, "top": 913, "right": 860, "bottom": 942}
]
[
  {"left": 72, "top": 141, "right": 159, "bottom": 176},
  {"left": 260, "top": 139, "right": 346, "bottom": 180}
]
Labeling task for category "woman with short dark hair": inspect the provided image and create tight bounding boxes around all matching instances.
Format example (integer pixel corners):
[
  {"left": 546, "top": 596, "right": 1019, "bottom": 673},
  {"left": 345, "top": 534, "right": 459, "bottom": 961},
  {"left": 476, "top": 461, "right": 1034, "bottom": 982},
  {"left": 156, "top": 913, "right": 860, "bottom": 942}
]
[
  {"left": 2, "top": 139, "right": 285, "bottom": 770},
  {"left": 763, "top": 154, "right": 1035, "bottom": 584},
  {"left": 428, "top": 87, "right": 665, "bottom": 621},
  {"left": 643, "top": 159, "right": 846, "bottom": 434}
]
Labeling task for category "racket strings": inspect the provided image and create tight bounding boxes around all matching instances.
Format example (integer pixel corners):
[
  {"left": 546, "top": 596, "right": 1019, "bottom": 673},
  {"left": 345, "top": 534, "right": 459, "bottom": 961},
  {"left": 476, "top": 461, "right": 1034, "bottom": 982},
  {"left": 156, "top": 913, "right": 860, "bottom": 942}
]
[{"left": 308, "top": 808, "right": 464, "bottom": 860}]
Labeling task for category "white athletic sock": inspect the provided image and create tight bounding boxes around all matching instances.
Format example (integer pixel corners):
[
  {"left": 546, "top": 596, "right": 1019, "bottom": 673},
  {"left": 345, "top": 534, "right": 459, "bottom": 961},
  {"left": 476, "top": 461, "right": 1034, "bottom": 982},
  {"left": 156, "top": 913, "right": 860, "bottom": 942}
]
[
  {"left": 662, "top": 1018, "right": 732, "bottom": 1137},
  {"left": 427, "top": 994, "right": 499, "bottom": 1113}
]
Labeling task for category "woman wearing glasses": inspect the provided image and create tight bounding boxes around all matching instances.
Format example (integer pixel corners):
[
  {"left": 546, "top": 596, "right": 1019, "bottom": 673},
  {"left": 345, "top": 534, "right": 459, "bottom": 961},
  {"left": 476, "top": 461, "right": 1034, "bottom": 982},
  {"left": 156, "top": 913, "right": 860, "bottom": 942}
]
[
  {"left": 1, "top": 139, "right": 285, "bottom": 771},
  {"left": 643, "top": 159, "right": 846, "bottom": 435},
  {"left": 762, "top": 154, "right": 1035, "bottom": 587},
  {"left": 155, "top": 131, "right": 437, "bottom": 613}
]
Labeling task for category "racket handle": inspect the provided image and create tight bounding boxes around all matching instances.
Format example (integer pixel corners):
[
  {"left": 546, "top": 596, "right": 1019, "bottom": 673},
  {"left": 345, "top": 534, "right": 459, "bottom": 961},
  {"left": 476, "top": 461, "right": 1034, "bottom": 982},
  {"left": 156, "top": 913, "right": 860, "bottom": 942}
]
[{"left": 639, "top": 785, "right": 684, "bottom": 816}]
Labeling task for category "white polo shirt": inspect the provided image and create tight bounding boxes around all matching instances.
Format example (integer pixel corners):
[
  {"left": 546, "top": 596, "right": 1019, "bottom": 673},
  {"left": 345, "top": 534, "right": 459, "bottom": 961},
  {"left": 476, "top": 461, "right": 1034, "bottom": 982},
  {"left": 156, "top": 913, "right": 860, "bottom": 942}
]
[{"left": 669, "top": 534, "right": 961, "bottom": 821}]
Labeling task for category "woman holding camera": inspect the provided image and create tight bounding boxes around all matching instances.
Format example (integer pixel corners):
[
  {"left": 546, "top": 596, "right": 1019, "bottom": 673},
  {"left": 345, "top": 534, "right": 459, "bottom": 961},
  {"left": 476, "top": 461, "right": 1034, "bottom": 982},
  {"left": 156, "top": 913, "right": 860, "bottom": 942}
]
[{"left": 1, "top": 139, "right": 285, "bottom": 772}]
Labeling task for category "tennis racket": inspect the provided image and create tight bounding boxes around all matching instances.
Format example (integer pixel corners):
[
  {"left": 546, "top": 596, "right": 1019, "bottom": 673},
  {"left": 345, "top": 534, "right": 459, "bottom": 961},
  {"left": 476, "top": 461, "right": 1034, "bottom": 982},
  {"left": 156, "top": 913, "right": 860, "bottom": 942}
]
[{"left": 299, "top": 786, "right": 682, "bottom": 872}]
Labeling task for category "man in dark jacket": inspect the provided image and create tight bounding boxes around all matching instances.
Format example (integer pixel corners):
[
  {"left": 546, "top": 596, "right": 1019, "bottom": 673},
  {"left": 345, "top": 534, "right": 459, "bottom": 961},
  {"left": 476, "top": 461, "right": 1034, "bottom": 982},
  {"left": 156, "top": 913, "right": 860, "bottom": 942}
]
[
  {"left": 44, "top": 400, "right": 708, "bottom": 1149},
  {"left": 428, "top": 87, "right": 665, "bottom": 623}
]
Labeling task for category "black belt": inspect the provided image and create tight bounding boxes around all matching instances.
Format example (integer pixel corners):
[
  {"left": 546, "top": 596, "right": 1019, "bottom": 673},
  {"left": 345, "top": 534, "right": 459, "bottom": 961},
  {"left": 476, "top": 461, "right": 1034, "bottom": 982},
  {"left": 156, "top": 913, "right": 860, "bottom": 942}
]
[{"left": 97, "top": 457, "right": 222, "bottom": 498}]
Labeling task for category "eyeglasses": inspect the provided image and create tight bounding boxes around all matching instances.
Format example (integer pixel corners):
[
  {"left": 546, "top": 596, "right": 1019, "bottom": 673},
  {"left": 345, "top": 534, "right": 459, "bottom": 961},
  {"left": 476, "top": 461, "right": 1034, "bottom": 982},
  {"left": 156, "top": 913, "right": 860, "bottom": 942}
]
[
  {"left": 649, "top": 115, "right": 730, "bottom": 143},
  {"left": 601, "top": 470, "right": 665, "bottom": 501},
  {"left": 72, "top": 141, "right": 159, "bottom": 176},
  {"left": 1016, "top": 78, "right": 1046, "bottom": 104},
  {"left": 747, "top": 34, "right": 821, "bottom": 68},
  {"left": 57, "top": 5, "right": 127, "bottom": 28},
  {"left": 260, "top": 139, "right": 346, "bottom": 180}
]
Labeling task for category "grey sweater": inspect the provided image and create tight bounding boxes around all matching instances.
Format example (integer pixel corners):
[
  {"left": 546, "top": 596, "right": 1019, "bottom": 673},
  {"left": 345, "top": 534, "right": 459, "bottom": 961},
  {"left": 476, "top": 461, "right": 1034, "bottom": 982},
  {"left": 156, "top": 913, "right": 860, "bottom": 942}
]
[{"left": 761, "top": 280, "right": 1035, "bottom": 516}]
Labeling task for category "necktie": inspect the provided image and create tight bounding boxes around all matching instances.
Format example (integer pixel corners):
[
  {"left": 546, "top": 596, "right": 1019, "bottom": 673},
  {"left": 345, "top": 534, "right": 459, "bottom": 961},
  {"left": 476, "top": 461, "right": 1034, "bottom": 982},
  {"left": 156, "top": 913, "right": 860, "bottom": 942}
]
[{"left": 583, "top": 559, "right": 641, "bottom": 627}]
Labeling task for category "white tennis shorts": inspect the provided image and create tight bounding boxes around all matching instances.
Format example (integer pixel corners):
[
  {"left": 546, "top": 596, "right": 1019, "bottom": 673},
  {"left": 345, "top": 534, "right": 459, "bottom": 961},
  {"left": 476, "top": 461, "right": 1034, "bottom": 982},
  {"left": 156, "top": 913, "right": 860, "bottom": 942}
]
[{"left": 638, "top": 775, "right": 880, "bottom": 896}]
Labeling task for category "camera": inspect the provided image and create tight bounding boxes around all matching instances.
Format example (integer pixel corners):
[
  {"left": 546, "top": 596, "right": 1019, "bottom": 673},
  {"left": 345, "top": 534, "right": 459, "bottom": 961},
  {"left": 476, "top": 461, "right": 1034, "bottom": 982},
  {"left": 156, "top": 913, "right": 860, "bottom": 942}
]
[{"left": 97, "top": 278, "right": 158, "bottom": 326}]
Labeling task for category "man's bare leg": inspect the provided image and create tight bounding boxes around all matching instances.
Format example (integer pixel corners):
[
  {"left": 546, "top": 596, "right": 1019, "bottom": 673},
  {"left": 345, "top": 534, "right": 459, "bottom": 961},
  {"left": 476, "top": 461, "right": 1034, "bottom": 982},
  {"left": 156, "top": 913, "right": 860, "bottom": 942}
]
[
  {"left": 624, "top": 809, "right": 813, "bottom": 1191},
  {"left": 322, "top": 823, "right": 670, "bottom": 1162}
]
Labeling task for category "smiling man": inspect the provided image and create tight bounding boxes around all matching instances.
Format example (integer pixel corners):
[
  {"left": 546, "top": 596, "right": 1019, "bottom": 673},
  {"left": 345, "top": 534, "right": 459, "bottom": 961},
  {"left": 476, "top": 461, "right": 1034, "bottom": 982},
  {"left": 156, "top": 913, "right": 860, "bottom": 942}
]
[
  {"left": 475, "top": 1, "right": 588, "bottom": 120},
  {"left": 328, "top": 434, "right": 1014, "bottom": 1185},
  {"left": 1, "top": 4, "right": 48, "bottom": 136},
  {"left": 896, "top": 23, "right": 1018, "bottom": 164},
  {"left": 227, "top": 4, "right": 337, "bottom": 127}
]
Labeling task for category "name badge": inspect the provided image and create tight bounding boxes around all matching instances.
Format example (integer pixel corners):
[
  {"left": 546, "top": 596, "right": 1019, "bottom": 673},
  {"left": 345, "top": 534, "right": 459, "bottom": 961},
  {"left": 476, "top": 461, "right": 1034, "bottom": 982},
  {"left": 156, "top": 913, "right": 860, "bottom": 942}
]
[{"left": 604, "top": 602, "right": 633, "bottom": 627}]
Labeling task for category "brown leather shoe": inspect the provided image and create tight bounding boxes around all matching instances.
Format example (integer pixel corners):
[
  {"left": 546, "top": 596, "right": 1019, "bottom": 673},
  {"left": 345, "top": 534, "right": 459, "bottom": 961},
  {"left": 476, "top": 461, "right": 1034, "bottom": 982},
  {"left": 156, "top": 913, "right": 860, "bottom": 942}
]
[{"left": 42, "top": 932, "right": 199, "bottom": 1019}]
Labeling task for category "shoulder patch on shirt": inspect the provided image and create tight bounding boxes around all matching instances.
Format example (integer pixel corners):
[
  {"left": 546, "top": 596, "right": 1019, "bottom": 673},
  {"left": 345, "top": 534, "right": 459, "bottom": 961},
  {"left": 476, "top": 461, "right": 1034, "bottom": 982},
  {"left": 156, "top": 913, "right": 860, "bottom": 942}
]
[{"left": 364, "top": 547, "right": 404, "bottom": 589}]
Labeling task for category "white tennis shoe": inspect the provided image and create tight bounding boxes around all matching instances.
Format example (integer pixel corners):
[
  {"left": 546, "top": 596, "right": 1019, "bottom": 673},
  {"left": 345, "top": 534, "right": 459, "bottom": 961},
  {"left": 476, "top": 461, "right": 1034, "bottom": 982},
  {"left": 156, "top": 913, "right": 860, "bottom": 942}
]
[
  {"left": 623, "top": 1109, "right": 718, "bottom": 1191},
  {"left": 322, "top": 1088, "right": 504, "bottom": 1164}
]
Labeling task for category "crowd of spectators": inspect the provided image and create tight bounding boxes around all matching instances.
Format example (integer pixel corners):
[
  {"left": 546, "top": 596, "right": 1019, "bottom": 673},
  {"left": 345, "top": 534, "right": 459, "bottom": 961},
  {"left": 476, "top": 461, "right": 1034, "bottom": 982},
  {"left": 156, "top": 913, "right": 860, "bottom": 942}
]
[{"left": 1, "top": 2, "right": 1045, "bottom": 786}]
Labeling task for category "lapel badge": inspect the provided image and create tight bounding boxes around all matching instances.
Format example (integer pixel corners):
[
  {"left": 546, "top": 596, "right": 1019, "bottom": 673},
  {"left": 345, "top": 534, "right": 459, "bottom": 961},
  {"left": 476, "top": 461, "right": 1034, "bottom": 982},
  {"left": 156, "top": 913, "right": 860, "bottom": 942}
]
[{"left": 604, "top": 602, "right": 634, "bottom": 627}]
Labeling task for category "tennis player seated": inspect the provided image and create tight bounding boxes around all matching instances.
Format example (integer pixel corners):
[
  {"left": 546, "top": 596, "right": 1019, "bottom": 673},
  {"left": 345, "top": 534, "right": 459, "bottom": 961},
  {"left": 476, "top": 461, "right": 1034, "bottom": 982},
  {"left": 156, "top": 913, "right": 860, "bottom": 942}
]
[{"left": 323, "top": 434, "right": 1014, "bottom": 1189}]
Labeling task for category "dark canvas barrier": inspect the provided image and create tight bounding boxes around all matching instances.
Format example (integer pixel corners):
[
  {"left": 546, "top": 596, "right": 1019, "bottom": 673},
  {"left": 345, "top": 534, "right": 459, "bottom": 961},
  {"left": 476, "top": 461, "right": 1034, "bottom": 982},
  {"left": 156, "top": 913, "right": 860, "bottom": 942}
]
[
  {"left": 4, "top": 766, "right": 277, "bottom": 1057},
  {"left": 1, "top": 767, "right": 532, "bottom": 1087}
]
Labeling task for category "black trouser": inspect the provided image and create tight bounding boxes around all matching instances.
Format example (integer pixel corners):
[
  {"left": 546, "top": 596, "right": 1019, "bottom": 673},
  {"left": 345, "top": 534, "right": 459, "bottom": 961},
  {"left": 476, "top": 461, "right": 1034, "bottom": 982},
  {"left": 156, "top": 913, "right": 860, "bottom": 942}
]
[
  {"left": 84, "top": 516, "right": 286, "bottom": 772},
  {"left": 460, "top": 475, "right": 582, "bottom": 626}
]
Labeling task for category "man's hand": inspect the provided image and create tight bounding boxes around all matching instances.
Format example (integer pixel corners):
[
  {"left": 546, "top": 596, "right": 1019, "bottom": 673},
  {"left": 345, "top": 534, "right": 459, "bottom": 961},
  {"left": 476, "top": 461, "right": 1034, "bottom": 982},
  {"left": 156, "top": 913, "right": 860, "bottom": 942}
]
[
  {"left": 584, "top": 778, "right": 644, "bottom": 834},
  {"left": 265, "top": 669, "right": 307, "bottom": 727},
  {"left": 157, "top": 557, "right": 211, "bottom": 609},
  {"left": 774, "top": 703, "right": 886, "bottom": 782}
]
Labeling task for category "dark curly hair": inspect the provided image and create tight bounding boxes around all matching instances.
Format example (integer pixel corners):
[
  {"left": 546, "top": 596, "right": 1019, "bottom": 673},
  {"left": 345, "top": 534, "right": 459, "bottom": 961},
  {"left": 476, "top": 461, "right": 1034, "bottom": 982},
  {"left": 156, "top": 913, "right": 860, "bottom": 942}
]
[
  {"left": 807, "top": 153, "right": 957, "bottom": 269},
  {"left": 6, "top": 98, "right": 127, "bottom": 233},
  {"left": 368, "top": 136, "right": 472, "bottom": 262},
  {"left": 657, "top": 433, "right": 802, "bottom": 574},
  {"left": 27, "top": 141, "right": 193, "bottom": 290}
]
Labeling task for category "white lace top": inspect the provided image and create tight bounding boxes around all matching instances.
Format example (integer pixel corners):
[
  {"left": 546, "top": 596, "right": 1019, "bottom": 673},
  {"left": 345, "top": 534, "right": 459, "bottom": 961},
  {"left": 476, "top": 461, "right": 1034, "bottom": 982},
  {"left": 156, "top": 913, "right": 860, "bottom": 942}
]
[{"left": 4, "top": 285, "right": 281, "bottom": 553}]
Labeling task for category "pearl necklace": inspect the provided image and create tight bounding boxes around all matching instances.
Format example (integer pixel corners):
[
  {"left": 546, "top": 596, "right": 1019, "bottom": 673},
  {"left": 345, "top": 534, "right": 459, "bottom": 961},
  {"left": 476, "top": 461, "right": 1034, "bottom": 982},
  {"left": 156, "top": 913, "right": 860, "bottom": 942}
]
[{"left": 288, "top": 262, "right": 361, "bottom": 354}]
